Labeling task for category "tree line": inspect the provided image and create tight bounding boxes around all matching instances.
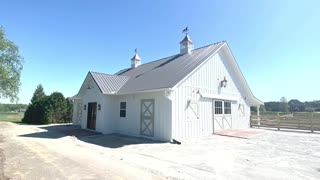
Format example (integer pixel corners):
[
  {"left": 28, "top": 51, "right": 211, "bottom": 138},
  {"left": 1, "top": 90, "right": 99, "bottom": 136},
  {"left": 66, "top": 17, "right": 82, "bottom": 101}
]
[
  {"left": 0, "top": 103, "right": 28, "bottom": 112},
  {"left": 22, "top": 84, "right": 73, "bottom": 124},
  {"left": 252, "top": 97, "right": 320, "bottom": 113}
]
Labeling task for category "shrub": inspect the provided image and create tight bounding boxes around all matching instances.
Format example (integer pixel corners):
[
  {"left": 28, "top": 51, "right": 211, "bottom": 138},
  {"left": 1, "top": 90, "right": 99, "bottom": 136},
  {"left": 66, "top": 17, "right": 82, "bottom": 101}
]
[
  {"left": 22, "top": 96, "right": 51, "bottom": 124},
  {"left": 22, "top": 87, "right": 73, "bottom": 124}
]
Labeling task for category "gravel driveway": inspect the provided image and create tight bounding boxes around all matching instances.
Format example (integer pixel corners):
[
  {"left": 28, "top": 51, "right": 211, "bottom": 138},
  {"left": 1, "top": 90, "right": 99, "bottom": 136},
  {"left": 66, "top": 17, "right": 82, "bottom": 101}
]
[{"left": 0, "top": 122, "right": 320, "bottom": 179}]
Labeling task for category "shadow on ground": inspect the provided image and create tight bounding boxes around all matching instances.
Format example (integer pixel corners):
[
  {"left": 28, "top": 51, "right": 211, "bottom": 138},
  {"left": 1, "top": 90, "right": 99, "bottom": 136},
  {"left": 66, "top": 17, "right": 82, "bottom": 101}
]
[{"left": 18, "top": 124, "right": 165, "bottom": 148}]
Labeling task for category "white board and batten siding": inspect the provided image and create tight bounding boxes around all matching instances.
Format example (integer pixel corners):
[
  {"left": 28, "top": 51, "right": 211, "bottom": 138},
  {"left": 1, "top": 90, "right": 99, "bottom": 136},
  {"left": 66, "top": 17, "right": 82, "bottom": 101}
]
[
  {"left": 114, "top": 91, "right": 172, "bottom": 141},
  {"left": 75, "top": 75, "right": 114, "bottom": 134},
  {"left": 74, "top": 73, "right": 172, "bottom": 140},
  {"left": 171, "top": 49, "right": 251, "bottom": 140}
]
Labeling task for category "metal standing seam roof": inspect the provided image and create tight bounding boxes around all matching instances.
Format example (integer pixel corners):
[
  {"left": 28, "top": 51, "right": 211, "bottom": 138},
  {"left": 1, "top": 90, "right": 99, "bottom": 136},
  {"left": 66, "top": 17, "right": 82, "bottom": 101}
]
[
  {"left": 74, "top": 41, "right": 262, "bottom": 106},
  {"left": 90, "top": 72, "right": 130, "bottom": 94},
  {"left": 87, "top": 42, "right": 224, "bottom": 95},
  {"left": 115, "top": 42, "right": 225, "bottom": 94}
]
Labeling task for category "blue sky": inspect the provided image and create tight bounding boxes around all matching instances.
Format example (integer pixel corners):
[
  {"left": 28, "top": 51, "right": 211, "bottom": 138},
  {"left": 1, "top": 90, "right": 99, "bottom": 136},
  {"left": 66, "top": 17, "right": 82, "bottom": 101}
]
[{"left": 1, "top": 0, "right": 319, "bottom": 104}]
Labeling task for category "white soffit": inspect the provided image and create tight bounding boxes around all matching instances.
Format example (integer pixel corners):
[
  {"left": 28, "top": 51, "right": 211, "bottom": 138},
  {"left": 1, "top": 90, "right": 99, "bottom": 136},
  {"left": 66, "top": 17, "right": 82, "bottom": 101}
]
[{"left": 199, "top": 92, "right": 238, "bottom": 101}]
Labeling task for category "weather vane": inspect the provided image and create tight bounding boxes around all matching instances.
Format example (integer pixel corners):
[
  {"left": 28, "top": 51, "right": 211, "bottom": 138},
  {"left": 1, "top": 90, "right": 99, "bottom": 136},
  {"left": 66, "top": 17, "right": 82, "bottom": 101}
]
[
  {"left": 135, "top": 48, "right": 138, "bottom": 54},
  {"left": 182, "top": 27, "right": 189, "bottom": 35}
]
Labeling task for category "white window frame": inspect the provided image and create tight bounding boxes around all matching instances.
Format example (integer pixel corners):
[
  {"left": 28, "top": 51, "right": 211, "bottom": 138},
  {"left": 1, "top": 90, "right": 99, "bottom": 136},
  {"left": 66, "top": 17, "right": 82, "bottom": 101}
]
[{"left": 214, "top": 100, "right": 232, "bottom": 115}]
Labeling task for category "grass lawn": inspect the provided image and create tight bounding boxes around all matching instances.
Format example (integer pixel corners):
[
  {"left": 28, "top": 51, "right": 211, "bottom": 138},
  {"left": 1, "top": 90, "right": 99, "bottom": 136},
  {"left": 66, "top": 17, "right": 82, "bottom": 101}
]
[{"left": 0, "top": 112, "right": 24, "bottom": 123}]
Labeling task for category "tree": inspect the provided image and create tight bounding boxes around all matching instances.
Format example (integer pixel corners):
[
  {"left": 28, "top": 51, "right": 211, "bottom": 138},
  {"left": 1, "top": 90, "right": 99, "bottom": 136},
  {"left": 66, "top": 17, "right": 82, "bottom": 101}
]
[
  {"left": 279, "top": 102, "right": 289, "bottom": 113},
  {"left": 0, "top": 103, "right": 28, "bottom": 112},
  {"left": 22, "top": 86, "right": 73, "bottom": 124},
  {"left": 47, "top": 92, "right": 67, "bottom": 123},
  {"left": 22, "top": 96, "right": 51, "bottom": 124},
  {"left": 0, "top": 27, "right": 24, "bottom": 102},
  {"left": 31, "top": 84, "right": 46, "bottom": 103},
  {"left": 305, "top": 100, "right": 320, "bottom": 112},
  {"left": 264, "top": 101, "right": 288, "bottom": 112},
  {"left": 265, "top": 102, "right": 281, "bottom": 111},
  {"left": 288, "top": 99, "right": 305, "bottom": 112},
  {"left": 279, "top": 96, "right": 289, "bottom": 113},
  {"left": 280, "top": 96, "right": 287, "bottom": 103}
]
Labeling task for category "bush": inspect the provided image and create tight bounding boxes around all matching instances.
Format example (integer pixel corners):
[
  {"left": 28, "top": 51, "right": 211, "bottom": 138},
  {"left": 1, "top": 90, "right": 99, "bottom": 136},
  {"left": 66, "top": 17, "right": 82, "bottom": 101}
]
[
  {"left": 22, "top": 96, "right": 52, "bottom": 124},
  {"left": 22, "top": 89, "right": 73, "bottom": 124}
]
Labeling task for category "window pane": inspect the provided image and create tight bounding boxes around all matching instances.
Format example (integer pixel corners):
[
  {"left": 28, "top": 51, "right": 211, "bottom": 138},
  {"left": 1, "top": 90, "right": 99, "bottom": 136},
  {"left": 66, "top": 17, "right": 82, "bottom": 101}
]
[
  {"left": 224, "top": 101, "right": 231, "bottom": 114},
  {"left": 120, "top": 110, "right": 126, "bottom": 117},
  {"left": 215, "top": 101, "right": 222, "bottom": 114},
  {"left": 120, "top": 102, "right": 126, "bottom": 109}
]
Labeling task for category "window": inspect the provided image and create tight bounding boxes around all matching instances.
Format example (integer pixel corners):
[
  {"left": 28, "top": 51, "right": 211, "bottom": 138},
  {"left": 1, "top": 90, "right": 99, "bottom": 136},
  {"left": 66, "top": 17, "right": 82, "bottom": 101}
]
[
  {"left": 214, "top": 100, "right": 232, "bottom": 115},
  {"left": 120, "top": 102, "right": 126, "bottom": 117},
  {"left": 224, "top": 101, "right": 231, "bottom": 114},
  {"left": 215, "top": 101, "right": 223, "bottom": 114}
]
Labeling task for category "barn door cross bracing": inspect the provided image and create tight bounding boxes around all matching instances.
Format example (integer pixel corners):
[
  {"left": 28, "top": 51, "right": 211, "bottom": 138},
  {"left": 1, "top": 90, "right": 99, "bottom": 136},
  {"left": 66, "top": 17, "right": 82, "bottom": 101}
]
[{"left": 140, "top": 99, "right": 154, "bottom": 137}]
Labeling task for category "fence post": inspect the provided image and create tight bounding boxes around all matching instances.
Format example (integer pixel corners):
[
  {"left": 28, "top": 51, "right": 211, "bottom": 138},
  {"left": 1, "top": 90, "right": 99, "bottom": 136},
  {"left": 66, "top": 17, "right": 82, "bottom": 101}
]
[
  {"left": 277, "top": 112, "right": 280, "bottom": 130},
  {"left": 297, "top": 113, "right": 300, "bottom": 129},
  {"left": 311, "top": 112, "right": 314, "bottom": 133}
]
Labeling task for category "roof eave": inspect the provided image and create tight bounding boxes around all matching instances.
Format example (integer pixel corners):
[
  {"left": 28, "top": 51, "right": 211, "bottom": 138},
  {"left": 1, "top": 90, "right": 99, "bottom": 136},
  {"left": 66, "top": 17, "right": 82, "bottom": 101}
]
[
  {"left": 248, "top": 96, "right": 264, "bottom": 106},
  {"left": 222, "top": 43, "right": 263, "bottom": 107}
]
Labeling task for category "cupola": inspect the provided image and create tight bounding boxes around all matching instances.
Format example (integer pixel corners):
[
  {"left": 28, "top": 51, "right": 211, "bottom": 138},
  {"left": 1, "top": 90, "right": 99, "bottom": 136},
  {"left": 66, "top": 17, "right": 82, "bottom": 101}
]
[
  {"left": 180, "top": 27, "right": 194, "bottom": 54},
  {"left": 131, "top": 48, "right": 141, "bottom": 68}
]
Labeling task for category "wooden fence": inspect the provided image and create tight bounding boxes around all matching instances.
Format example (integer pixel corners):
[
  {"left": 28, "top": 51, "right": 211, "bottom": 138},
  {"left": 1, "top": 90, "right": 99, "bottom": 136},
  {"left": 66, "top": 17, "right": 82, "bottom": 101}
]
[{"left": 250, "top": 113, "right": 320, "bottom": 132}]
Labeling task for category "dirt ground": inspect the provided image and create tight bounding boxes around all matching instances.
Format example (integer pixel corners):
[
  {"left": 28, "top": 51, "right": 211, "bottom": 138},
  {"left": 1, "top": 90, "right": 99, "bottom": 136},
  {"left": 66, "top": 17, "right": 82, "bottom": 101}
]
[{"left": 0, "top": 122, "right": 320, "bottom": 180}]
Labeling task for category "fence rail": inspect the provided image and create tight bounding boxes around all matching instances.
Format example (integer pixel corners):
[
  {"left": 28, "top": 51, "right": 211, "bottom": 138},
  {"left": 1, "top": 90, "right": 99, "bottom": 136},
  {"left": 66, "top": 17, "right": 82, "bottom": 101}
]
[{"left": 250, "top": 113, "right": 320, "bottom": 132}]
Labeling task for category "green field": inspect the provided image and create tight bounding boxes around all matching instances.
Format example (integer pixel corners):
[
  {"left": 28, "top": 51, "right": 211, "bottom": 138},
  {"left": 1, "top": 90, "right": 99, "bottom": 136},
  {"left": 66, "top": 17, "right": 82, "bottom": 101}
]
[{"left": 0, "top": 112, "right": 24, "bottom": 123}]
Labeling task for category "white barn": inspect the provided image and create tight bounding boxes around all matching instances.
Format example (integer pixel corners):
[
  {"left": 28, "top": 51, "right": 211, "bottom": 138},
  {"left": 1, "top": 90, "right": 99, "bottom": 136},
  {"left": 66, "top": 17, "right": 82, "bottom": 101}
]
[{"left": 71, "top": 33, "right": 263, "bottom": 141}]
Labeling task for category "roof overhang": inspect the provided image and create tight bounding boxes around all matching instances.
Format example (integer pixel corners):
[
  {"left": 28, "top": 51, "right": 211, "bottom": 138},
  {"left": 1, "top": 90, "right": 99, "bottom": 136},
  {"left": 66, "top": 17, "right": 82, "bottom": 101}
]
[
  {"left": 69, "top": 94, "right": 82, "bottom": 100},
  {"left": 222, "top": 43, "right": 263, "bottom": 106},
  {"left": 199, "top": 91, "right": 238, "bottom": 102},
  {"left": 172, "top": 41, "right": 263, "bottom": 106}
]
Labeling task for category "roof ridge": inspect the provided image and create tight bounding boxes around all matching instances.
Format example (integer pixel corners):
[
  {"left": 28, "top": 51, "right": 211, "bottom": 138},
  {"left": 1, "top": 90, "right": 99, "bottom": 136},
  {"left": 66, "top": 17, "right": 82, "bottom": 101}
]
[
  {"left": 127, "top": 41, "right": 225, "bottom": 68},
  {"left": 192, "top": 41, "right": 225, "bottom": 51},
  {"left": 90, "top": 71, "right": 130, "bottom": 78}
]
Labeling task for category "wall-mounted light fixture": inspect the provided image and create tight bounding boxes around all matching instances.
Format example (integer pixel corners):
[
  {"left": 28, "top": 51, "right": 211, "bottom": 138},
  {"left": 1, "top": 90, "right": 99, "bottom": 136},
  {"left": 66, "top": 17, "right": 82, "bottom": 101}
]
[
  {"left": 86, "top": 84, "right": 94, "bottom": 89},
  {"left": 84, "top": 104, "right": 86, "bottom": 110},
  {"left": 98, "top": 104, "right": 101, "bottom": 111},
  {"left": 221, "top": 76, "right": 228, "bottom": 88}
]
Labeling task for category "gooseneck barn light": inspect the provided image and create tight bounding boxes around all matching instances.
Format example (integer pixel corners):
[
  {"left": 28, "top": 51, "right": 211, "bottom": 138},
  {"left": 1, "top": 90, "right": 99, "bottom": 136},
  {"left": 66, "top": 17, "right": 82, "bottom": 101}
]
[{"left": 221, "top": 76, "right": 228, "bottom": 88}]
